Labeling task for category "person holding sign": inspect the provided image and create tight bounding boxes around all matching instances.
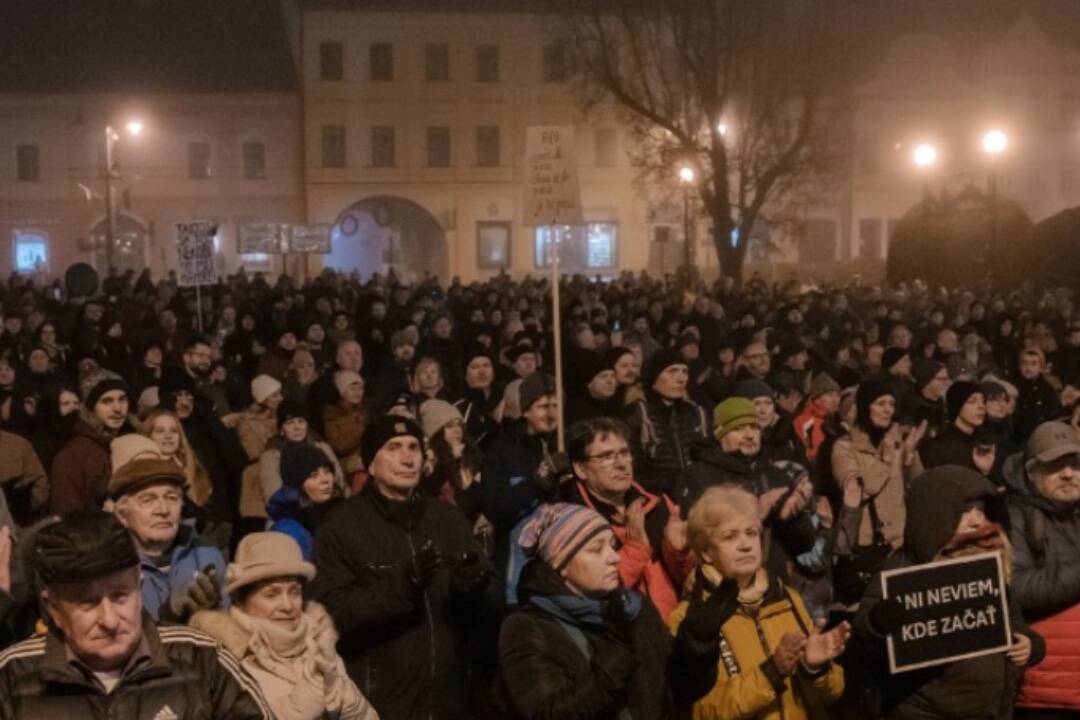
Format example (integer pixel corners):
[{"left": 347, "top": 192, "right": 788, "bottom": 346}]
[
  {"left": 669, "top": 485, "right": 848, "bottom": 720},
  {"left": 854, "top": 465, "right": 1044, "bottom": 720}
]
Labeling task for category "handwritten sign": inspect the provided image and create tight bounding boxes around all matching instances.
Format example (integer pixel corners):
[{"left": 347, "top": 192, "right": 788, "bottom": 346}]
[
  {"left": 288, "top": 224, "right": 332, "bottom": 254},
  {"left": 176, "top": 222, "right": 217, "bottom": 287},
  {"left": 883, "top": 552, "right": 1011, "bottom": 674},
  {"left": 524, "top": 126, "right": 583, "bottom": 227},
  {"left": 238, "top": 223, "right": 287, "bottom": 254}
]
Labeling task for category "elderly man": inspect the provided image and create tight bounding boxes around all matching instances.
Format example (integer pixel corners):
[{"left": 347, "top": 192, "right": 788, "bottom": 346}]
[
  {"left": 310, "top": 415, "right": 491, "bottom": 720},
  {"left": 1007, "top": 421, "right": 1080, "bottom": 719},
  {"left": 0, "top": 511, "right": 271, "bottom": 719}
]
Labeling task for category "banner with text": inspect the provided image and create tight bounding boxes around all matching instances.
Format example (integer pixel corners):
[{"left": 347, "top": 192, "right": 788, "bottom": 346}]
[
  {"left": 238, "top": 223, "right": 288, "bottom": 254},
  {"left": 288, "top": 224, "right": 332, "bottom": 254},
  {"left": 524, "top": 126, "right": 583, "bottom": 228},
  {"left": 883, "top": 552, "right": 1012, "bottom": 674},
  {"left": 176, "top": 222, "right": 218, "bottom": 288}
]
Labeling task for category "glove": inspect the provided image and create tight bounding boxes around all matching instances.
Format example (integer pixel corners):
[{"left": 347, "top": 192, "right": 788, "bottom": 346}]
[
  {"left": 680, "top": 568, "right": 739, "bottom": 644},
  {"left": 450, "top": 548, "right": 493, "bottom": 594},
  {"left": 604, "top": 586, "right": 637, "bottom": 645},
  {"left": 409, "top": 540, "right": 441, "bottom": 588},
  {"left": 534, "top": 452, "right": 572, "bottom": 492},
  {"left": 169, "top": 566, "right": 221, "bottom": 617},
  {"left": 868, "top": 597, "right": 906, "bottom": 635}
]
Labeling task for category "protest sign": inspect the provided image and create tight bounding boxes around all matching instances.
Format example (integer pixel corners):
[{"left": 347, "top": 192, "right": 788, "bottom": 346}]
[
  {"left": 176, "top": 222, "right": 217, "bottom": 288},
  {"left": 883, "top": 551, "right": 1012, "bottom": 674},
  {"left": 288, "top": 224, "right": 332, "bottom": 254},
  {"left": 524, "top": 126, "right": 583, "bottom": 227},
  {"left": 239, "top": 223, "right": 287, "bottom": 254}
]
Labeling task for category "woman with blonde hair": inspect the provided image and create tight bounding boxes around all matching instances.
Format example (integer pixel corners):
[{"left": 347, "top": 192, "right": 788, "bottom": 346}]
[
  {"left": 670, "top": 485, "right": 848, "bottom": 720},
  {"left": 142, "top": 407, "right": 214, "bottom": 511}
]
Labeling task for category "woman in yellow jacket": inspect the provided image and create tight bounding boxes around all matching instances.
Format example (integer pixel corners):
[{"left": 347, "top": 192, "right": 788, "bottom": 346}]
[{"left": 669, "top": 485, "right": 849, "bottom": 720}]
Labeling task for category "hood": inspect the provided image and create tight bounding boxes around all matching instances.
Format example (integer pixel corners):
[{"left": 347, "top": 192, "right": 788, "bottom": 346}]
[
  {"left": 904, "top": 464, "right": 1007, "bottom": 564},
  {"left": 691, "top": 442, "right": 758, "bottom": 481}
]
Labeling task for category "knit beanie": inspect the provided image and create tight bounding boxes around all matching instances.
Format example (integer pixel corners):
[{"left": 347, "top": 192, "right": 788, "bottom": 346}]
[
  {"left": 360, "top": 415, "right": 425, "bottom": 470},
  {"left": 579, "top": 351, "right": 614, "bottom": 387},
  {"left": 251, "top": 374, "right": 282, "bottom": 405},
  {"left": 644, "top": 347, "right": 687, "bottom": 390},
  {"left": 855, "top": 380, "right": 895, "bottom": 434},
  {"left": 518, "top": 503, "right": 611, "bottom": 572},
  {"left": 946, "top": 381, "right": 982, "bottom": 423},
  {"left": 334, "top": 370, "right": 363, "bottom": 396},
  {"left": 277, "top": 398, "right": 306, "bottom": 430},
  {"left": 713, "top": 397, "right": 759, "bottom": 439},
  {"left": 882, "top": 347, "right": 909, "bottom": 372},
  {"left": 420, "top": 399, "right": 463, "bottom": 439},
  {"left": 81, "top": 369, "right": 129, "bottom": 409},
  {"left": 734, "top": 379, "right": 773, "bottom": 401},
  {"left": 520, "top": 372, "right": 555, "bottom": 413},
  {"left": 912, "top": 359, "right": 945, "bottom": 392},
  {"left": 809, "top": 372, "right": 841, "bottom": 399},
  {"left": 607, "top": 346, "right": 634, "bottom": 368},
  {"left": 280, "top": 441, "right": 332, "bottom": 490}
]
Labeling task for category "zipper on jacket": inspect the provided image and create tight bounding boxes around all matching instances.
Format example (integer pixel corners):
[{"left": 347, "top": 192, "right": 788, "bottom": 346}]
[
  {"left": 406, "top": 533, "right": 437, "bottom": 720},
  {"left": 671, "top": 410, "right": 686, "bottom": 471}
]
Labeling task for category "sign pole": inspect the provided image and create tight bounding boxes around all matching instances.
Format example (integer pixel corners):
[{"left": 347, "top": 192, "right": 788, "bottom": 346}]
[
  {"left": 194, "top": 278, "right": 204, "bottom": 333},
  {"left": 549, "top": 226, "right": 565, "bottom": 452}
]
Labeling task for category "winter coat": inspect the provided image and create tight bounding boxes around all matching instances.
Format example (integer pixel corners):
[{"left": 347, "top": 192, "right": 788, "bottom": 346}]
[
  {"left": 237, "top": 405, "right": 278, "bottom": 462},
  {"left": 900, "top": 393, "right": 947, "bottom": 434},
  {"left": 830, "top": 426, "right": 923, "bottom": 549},
  {"left": 49, "top": 415, "right": 121, "bottom": 516},
  {"left": 139, "top": 524, "right": 228, "bottom": 620},
  {"left": 190, "top": 602, "right": 378, "bottom": 720},
  {"left": 919, "top": 424, "right": 976, "bottom": 470},
  {"left": 560, "top": 479, "right": 694, "bottom": 621},
  {"left": 1005, "top": 453, "right": 1080, "bottom": 710},
  {"left": 668, "top": 574, "right": 844, "bottom": 720},
  {"left": 497, "top": 560, "right": 673, "bottom": 720},
  {"left": 323, "top": 401, "right": 368, "bottom": 466},
  {"left": 455, "top": 388, "right": 501, "bottom": 448},
  {"left": 625, "top": 390, "right": 709, "bottom": 496},
  {"left": 0, "top": 429, "right": 48, "bottom": 524},
  {"left": 0, "top": 619, "right": 273, "bottom": 720},
  {"left": 1014, "top": 376, "right": 1063, "bottom": 444},
  {"left": 267, "top": 486, "right": 342, "bottom": 562},
  {"left": 307, "top": 484, "right": 483, "bottom": 720}
]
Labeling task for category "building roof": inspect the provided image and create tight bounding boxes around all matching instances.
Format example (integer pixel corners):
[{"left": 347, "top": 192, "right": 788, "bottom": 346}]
[{"left": 0, "top": 0, "right": 298, "bottom": 94}]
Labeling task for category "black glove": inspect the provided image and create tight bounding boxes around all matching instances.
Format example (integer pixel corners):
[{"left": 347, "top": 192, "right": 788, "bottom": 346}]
[
  {"left": 604, "top": 587, "right": 637, "bottom": 645},
  {"left": 169, "top": 566, "right": 221, "bottom": 618},
  {"left": 534, "top": 451, "right": 572, "bottom": 492},
  {"left": 680, "top": 568, "right": 739, "bottom": 644},
  {"left": 868, "top": 597, "right": 906, "bottom": 635},
  {"left": 409, "top": 540, "right": 441, "bottom": 588},
  {"left": 450, "top": 548, "right": 493, "bottom": 594}
]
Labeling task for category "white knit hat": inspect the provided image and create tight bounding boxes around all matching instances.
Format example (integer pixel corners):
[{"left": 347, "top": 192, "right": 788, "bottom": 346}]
[
  {"left": 251, "top": 375, "right": 282, "bottom": 405},
  {"left": 419, "top": 399, "right": 463, "bottom": 439}
]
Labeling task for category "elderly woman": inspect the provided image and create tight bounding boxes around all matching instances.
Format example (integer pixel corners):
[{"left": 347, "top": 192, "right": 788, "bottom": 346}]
[
  {"left": 497, "top": 502, "right": 674, "bottom": 719},
  {"left": 669, "top": 485, "right": 848, "bottom": 720},
  {"left": 191, "top": 532, "right": 378, "bottom": 720}
]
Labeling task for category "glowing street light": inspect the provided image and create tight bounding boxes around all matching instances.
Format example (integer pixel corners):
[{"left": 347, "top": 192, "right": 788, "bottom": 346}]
[
  {"left": 913, "top": 143, "right": 938, "bottom": 168},
  {"left": 716, "top": 122, "right": 728, "bottom": 137},
  {"left": 982, "top": 129, "right": 1008, "bottom": 155},
  {"left": 678, "top": 165, "right": 696, "bottom": 184},
  {"left": 126, "top": 119, "right": 144, "bottom": 136},
  {"left": 677, "top": 164, "right": 696, "bottom": 273}
]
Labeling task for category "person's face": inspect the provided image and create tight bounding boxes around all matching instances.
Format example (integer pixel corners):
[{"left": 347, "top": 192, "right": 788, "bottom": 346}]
[
  {"left": 117, "top": 483, "right": 183, "bottom": 551},
  {"left": 4, "top": 317, "right": 23, "bottom": 336},
  {"left": 869, "top": 395, "right": 896, "bottom": 429},
  {"left": 393, "top": 344, "right": 415, "bottom": 363},
  {"left": 817, "top": 390, "right": 841, "bottom": 414},
  {"left": 752, "top": 396, "right": 776, "bottom": 427},
  {"left": 337, "top": 342, "right": 363, "bottom": 372},
  {"left": 955, "top": 503, "right": 988, "bottom": 536},
  {"left": 239, "top": 578, "right": 304, "bottom": 631},
  {"left": 652, "top": 364, "right": 688, "bottom": 400},
  {"left": 742, "top": 344, "right": 770, "bottom": 377},
  {"left": 890, "top": 326, "right": 912, "bottom": 349},
  {"left": 1032, "top": 454, "right": 1080, "bottom": 503},
  {"left": 893, "top": 355, "right": 912, "bottom": 376},
  {"left": 40, "top": 324, "right": 57, "bottom": 344},
  {"left": 680, "top": 342, "right": 700, "bottom": 362},
  {"left": 442, "top": 418, "right": 465, "bottom": 446},
  {"left": 264, "top": 390, "right": 283, "bottom": 412},
  {"left": 306, "top": 325, "right": 325, "bottom": 345},
  {"left": 573, "top": 433, "right": 633, "bottom": 500},
  {"left": 588, "top": 370, "right": 617, "bottom": 400},
  {"left": 777, "top": 390, "right": 803, "bottom": 415},
  {"left": 94, "top": 389, "right": 128, "bottom": 430},
  {"left": 958, "top": 393, "right": 986, "bottom": 429},
  {"left": 513, "top": 353, "right": 538, "bottom": 378},
  {"left": 150, "top": 415, "right": 181, "bottom": 455},
  {"left": 924, "top": 370, "right": 952, "bottom": 401},
  {"left": 465, "top": 356, "right": 493, "bottom": 390},
  {"left": 294, "top": 355, "right": 316, "bottom": 382},
  {"left": 561, "top": 529, "right": 620, "bottom": 597},
  {"left": 278, "top": 333, "right": 297, "bottom": 352},
  {"left": 145, "top": 347, "right": 163, "bottom": 367},
  {"left": 523, "top": 395, "right": 559, "bottom": 434},
  {"left": 342, "top": 379, "right": 364, "bottom": 406},
  {"left": 414, "top": 361, "right": 442, "bottom": 392},
  {"left": 371, "top": 303, "right": 387, "bottom": 321},
  {"left": 28, "top": 349, "right": 49, "bottom": 374},
  {"left": 632, "top": 317, "right": 649, "bottom": 335},
  {"left": 721, "top": 424, "right": 762, "bottom": 456},
  {"left": 59, "top": 390, "right": 80, "bottom": 416},
  {"left": 704, "top": 513, "right": 762, "bottom": 584},
  {"left": 369, "top": 436, "right": 423, "bottom": 498},
  {"left": 282, "top": 417, "right": 308, "bottom": 442},
  {"left": 174, "top": 390, "right": 195, "bottom": 419},
  {"left": 184, "top": 344, "right": 212, "bottom": 375},
  {"left": 43, "top": 567, "right": 143, "bottom": 673},
  {"left": 986, "top": 395, "right": 1009, "bottom": 420},
  {"left": 241, "top": 315, "right": 256, "bottom": 331},
  {"left": 302, "top": 466, "right": 335, "bottom": 503},
  {"left": 0, "top": 361, "right": 14, "bottom": 387},
  {"left": 1020, "top": 354, "right": 1043, "bottom": 380},
  {"left": 434, "top": 317, "right": 452, "bottom": 339},
  {"left": 334, "top": 314, "right": 349, "bottom": 331},
  {"left": 938, "top": 330, "right": 958, "bottom": 354},
  {"left": 613, "top": 354, "right": 639, "bottom": 385}
]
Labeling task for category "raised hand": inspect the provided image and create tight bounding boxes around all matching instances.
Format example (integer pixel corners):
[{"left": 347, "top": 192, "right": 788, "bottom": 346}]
[
  {"left": 625, "top": 498, "right": 650, "bottom": 548},
  {"left": 663, "top": 510, "right": 688, "bottom": 551},
  {"left": 773, "top": 632, "right": 806, "bottom": 676},
  {"left": 803, "top": 621, "right": 851, "bottom": 668}
]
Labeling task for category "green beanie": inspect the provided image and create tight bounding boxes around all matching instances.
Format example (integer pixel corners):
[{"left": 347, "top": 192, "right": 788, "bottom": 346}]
[{"left": 713, "top": 397, "right": 760, "bottom": 439}]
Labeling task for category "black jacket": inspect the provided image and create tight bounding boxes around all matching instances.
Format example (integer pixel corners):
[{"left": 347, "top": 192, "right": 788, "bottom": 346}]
[
  {"left": 309, "top": 484, "right": 484, "bottom": 720},
  {"left": 497, "top": 561, "right": 673, "bottom": 720},
  {"left": 1013, "top": 376, "right": 1062, "bottom": 445},
  {"left": 0, "top": 618, "right": 272, "bottom": 720},
  {"left": 919, "top": 424, "right": 976, "bottom": 470},
  {"left": 625, "top": 390, "right": 709, "bottom": 496}
]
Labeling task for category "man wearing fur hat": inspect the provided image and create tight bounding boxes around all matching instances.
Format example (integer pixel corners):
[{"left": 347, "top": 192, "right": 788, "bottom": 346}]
[
  {"left": 309, "top": 415, "right": 492, "bottom": 720},
  {"left": 50, "top": 369, "right": 134, "bottom": 516}
]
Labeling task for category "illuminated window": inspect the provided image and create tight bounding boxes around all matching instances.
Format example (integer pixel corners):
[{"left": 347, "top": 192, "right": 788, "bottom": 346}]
[
  {"left": 14, "top": 230, "right": 48, "bottom": 272},
  {"left": 534, "top": 223, "right": 618, "bottom": 270}
]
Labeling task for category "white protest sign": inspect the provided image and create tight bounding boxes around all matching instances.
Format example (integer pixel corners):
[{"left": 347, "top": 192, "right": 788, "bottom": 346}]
[
  {"left": 238, "top": 223, "right": 288, "bottom": 254},
  {"left": 288, "top": 224, "right": 332, "bottom": 254},
  {"left": 176, "top": 222, "right": 218, "bottom": 288},
  {"left": 524, "top": 126, "right": 583, "bottom": 227}
]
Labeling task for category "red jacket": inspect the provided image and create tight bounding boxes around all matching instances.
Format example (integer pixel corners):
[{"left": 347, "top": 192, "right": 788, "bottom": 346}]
[
  {"left": 1018, "top": 603, "right": 1080, "bottom": 709},
  {"left": 569, "top": 480, "right": 695, "bottom": 621},
  {"left": 793, "top": 400, "right": 832, "bottom": 463}
]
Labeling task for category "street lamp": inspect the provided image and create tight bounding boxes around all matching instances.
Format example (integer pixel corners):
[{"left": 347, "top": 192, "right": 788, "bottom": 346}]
[
  {"left": 913, "top": 143, "right": 937, "bottom": 247},
  {"left": 103, "top": 120, "right": 144, "bottom": 271},
  {"left": 913, "top": 143, "right": 938, "bottom": 168},
  {"left": 678, "top": 165, "right": 696, "bottom": 273},
  {"left": 982, "top": 129, "right": 1008, "bottom": 288}
]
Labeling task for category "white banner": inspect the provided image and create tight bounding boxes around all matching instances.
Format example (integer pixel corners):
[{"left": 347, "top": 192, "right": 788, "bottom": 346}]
[
  {"left": 238, "top": 223, "right": 288, "bottom": 254},
  {"left": 524, "top": 126, "right": 583, "bottom": 227},
  {"left": 176, "top": 221, "right": 218, "bottom": 287},
  {"left": 288, "top": 224, "right": 332, "bottom": 254}
]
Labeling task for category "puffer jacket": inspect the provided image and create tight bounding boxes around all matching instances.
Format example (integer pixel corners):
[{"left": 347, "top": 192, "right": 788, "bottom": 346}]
[
  {"left": 626, "top": 390, "right": 709, "bottom": 496},
  {"left": 1004, "top": 452, "right": 1080, "bottom": 710},
  {"left": 140, "top": 524, "right": 228, "bottom": 620},
  {"left": 0, "top": 618, "right": 273, "bottom": 720},
  {"left": 668, "top": 573, "right": 844, "bottom": 720}
]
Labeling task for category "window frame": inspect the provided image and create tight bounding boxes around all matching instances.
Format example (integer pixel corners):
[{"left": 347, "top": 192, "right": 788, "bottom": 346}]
[
  {"left": 476, "top": 221, "right": 512, "bottom": 270},
  {"left": 15, "top": 143, "right": 40, "bottom": 182},
  {"left": 370, "top": 42, "right": 394, "bottom": 81},
  {"left": 241, "top": 141, "right": 267, "bottom": 180},
  {"left": 319, "top": 41, "right": 344, "bottom": 81},
  {"left": 476, "top": 44, "right": 499, "bottom": 82},
  {"left": 476, "top": 126, "right": 501, "bottom": 167},
  {"left": 425, "top": 43, "right": 450, "bottom": 82},
  {"left": 426, "top": 126, "right": 451, "bottom": 168}
]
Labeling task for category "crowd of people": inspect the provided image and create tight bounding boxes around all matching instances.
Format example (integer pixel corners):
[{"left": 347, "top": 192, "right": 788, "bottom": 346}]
[{"left": 1, "top": 263, "right": 1080, "bottom": 719}]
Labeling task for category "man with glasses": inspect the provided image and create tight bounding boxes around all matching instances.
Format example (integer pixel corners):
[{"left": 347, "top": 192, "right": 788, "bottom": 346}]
[
  {"left": 562, "top": 417, "right": 692, "bottom": 620},
  {"left": 1008, "top": 421, "right": 1080, "bottom": 718}
]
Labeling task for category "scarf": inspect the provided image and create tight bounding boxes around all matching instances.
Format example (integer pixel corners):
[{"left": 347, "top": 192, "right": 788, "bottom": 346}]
[
  {"left": 229, "top": 606, "right": 308, "bottom": 659},
  {"left": 530, "top": 589, "right": 643, "bottom": 629},
  {"left": 737, "top": 568, "right": 769, "bottom": 612}
]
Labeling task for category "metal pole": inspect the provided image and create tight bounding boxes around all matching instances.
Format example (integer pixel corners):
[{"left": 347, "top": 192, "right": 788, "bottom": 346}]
[
  {"left": 549, "top": 226, "right": 565, "bottom": 452},
  {"left": 104, "top": 125, "right": 117, "bottom": 272},
  {"left": 194, "top": 280, "right": 204, "bottom": 333},
  {"left": 989, "top": 170, "right": 998, "bottom": 289}
]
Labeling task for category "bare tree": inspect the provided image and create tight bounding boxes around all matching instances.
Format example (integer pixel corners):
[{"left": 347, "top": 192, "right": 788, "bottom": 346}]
[{"left": 557, "top": 0, "right": 880, "bottom": 283}]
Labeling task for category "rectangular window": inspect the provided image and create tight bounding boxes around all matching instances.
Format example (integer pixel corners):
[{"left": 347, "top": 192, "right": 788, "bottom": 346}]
[
  {"left": 426, "top": 127, "right": 451, "bottom": 167},
  {"left": 542, "top": 42, "right": 567, "bottom": 82},
  {"left": 595, "top": 128, "right": 617, "bottom": 167},
  {"left": 242, "top": 142, "right": 266, "bottom": 179},
  {"left": 534, "top": 223, "right": 618, "bottom": 270},
  {"left": 476, "top": 126, "right": 500, "bottom": 167},
  {"left": 321, "top": 126, "right": 346, "bottom": 167},
  {"left": 586, "top": 223, "right": 617, "bottom": 268},
  {"left": 188, "top": 142, "right": 211, "bottom": 179},
  {"left": 476, "top": 44, "right": 499, "bottom": 82},
  {"left": 425, "top": 43, "right": 450, "bottom": 81},
  {"left": 371, "top": 126, "right": 396, "bottom": 167},
  {"left": 370, "top": 42, "right": 394, "bottom": 81},
  {"left": 15, "top": 144, "right": 39, "bottom": 182},
  {"left": 477, "top": 221, "right": 511, "bottom": 269},
  {"left": 13, "top": 230, "right": 47, "bottom": 272},
  {"left": 319, "top": 42, "right": 344, "bottom": 80}
]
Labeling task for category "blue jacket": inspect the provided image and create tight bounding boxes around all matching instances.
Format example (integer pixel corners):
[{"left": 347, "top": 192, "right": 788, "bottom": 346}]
[{"left": 139, "top": 524, "right": 227, "bottom": 619}]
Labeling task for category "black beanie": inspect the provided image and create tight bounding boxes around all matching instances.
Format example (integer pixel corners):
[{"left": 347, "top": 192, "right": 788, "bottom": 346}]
[
  {"left": 644, "top": 347, "right": 686, "bottom": 390},
  {"left": 882, "top": 346, "right": 909, "bottom": 372},
  {"left": 912, "top": 359, "right": 945, "bottom": 391},
  {"left": 361, "top": 415, "right": 425, "bottom": 470},
  {"left": 280, "top": 441, "right": 332, "bottom": 490},
  {"left": 946, "top": 381, "right": 982, "bottom": 423},
  {"left": 277, "top": 398, "right": 306, "bottom": 430},
  {"left": 856, "top": 380, "right": 894, "bottom": 436}
]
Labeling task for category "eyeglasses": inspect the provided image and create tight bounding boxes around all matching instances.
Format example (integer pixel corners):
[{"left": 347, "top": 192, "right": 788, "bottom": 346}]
[{"left": 586, "top": 448, "right": 632, "bottom": 466}]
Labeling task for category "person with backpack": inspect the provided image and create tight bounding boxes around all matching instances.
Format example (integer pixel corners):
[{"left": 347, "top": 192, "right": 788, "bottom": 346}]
[{"left": 1005, "top": 421, "right": 1080, "bottom": 719}]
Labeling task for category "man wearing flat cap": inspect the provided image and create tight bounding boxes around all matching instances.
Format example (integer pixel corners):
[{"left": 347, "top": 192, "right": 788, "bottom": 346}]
[
  {"left": 0, "top": 511, "right": 272, "bottom": 719},
  {"left": 309, "top": 414, "right": 493, "bottom": 720}
]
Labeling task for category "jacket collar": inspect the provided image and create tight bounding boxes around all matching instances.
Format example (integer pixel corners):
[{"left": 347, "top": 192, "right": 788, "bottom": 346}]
[
  {"left": 39, "top": 613, "right": 171, "bottom": 691},
  {"left": 364, "top": 482, "right": 425, "bottom": 528},
  {"left": 571, "top": 479, "right": 656, "bottom": 520}
]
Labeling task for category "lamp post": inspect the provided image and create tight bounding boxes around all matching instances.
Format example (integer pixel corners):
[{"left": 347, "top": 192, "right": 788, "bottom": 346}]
[
  {"left": 982, "top": 129, "right": 1008, "bottom": 288},
  {"left": 913, "top": 143, "right": 938, "bottom": 248},
  {"left": 678, "top": 165, "right": 696, "bottom": 274},
  {"left": 103, "top": 119, "right": 144, "bottom": 272}
]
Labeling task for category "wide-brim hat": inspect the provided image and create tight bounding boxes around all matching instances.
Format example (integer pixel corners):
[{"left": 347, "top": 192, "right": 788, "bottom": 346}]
[{"left": 225, "top": 532, "right": 316, "bottom": 596}]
